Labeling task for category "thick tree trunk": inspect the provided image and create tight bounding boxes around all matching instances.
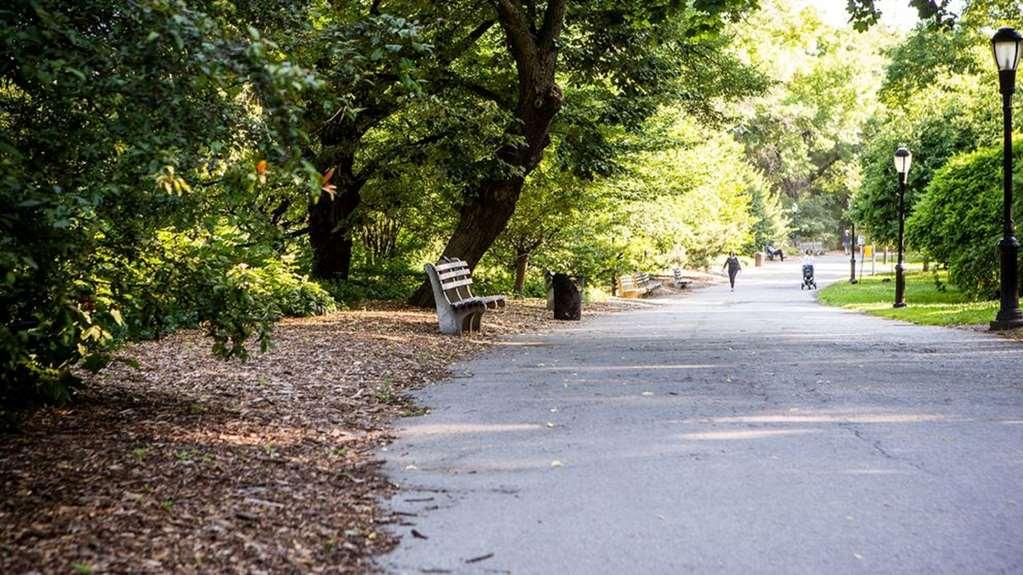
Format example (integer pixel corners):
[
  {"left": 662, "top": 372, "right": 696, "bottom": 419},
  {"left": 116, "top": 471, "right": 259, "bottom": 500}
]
[
  {"left": 513, "top": 250, "right": 529, "bottom": 294},
  {"left": 408, "top": 0, "right": 566, "bottom": 307},
  {"left": 409, "top": 178, "right": 527, "bottom": 306},
  {"left": 308, "top": 150, "right": 364, "bottom": 280}
]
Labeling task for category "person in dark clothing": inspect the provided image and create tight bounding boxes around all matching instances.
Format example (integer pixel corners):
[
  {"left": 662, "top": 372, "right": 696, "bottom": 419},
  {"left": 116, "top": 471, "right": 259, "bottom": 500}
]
[{"left": 722, "top": 252, "right": 741, "bottom": 291}]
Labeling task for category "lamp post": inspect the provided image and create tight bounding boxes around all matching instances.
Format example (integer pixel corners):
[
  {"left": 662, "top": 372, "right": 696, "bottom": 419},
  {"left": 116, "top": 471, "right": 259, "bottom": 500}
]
[
  {"left": 850, "top": 222, "right": 858, "bottom": 284},
  {"left": 991, "top": 27, "right": 1023, "bottom": 330},
  {"left": 893, "top": 146, "right": 911, "bottom": 308}
]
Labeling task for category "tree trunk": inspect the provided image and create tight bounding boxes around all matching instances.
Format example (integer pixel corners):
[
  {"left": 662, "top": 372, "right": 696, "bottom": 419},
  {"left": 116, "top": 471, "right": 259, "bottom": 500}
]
[
  {"left": 308, "top": 147, "right": 365, "bottom": 279},
  {"left": 408, "top": 0, "right": 566, "bottom": 307},
  {"left": 513, "top": 250, "right": 529, "bottom": 294}
]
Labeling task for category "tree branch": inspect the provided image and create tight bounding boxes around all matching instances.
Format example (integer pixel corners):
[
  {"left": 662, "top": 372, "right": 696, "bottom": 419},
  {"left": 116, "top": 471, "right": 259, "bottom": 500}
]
[
  {"left": 438, "top": 72, "right": 515, "bottom": 109},
  {"left": 538, "top": 0, "right": 567, "bottom": 52},
  {"left": 269, "top": 198, "right": 292, "bottom": 226},
  {"left": 491, "top": 0, "right": 537, "bottom": 66},
  {"left": 355, "top": 130, "right": 453, "bottom": 182},
  {"left": 438, "top": 18, "right": 497, "bottom": 67}
]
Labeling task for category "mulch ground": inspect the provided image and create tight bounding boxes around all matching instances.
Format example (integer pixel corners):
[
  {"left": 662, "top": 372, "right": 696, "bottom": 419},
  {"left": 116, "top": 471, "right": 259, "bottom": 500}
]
[{"left": 0, "top": 298, "right": 642, "bottom": 574}]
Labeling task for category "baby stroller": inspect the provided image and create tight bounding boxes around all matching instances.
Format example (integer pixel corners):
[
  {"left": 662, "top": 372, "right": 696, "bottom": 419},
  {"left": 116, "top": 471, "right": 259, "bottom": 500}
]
[{"left": 801, "top": 263, "right": 817, "bottom": 290}]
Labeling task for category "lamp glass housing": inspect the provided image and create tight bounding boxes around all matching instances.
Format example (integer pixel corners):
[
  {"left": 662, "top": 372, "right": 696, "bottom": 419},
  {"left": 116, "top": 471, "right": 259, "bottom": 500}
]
[
  {"left": 992, "top": 27, "right": 1022, "bottom": 72},
  {"left": 893, "top": 147, "right": 912, "bottom": 176}
]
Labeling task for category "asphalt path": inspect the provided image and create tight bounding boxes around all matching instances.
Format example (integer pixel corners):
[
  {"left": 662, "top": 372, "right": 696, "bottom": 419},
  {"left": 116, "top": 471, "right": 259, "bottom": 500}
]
[{"left": 380, "top": 256, "right": 1023, "bottom": 574}]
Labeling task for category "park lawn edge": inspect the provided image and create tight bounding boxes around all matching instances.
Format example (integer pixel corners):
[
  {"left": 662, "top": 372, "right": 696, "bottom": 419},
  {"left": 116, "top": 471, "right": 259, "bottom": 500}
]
[{"left": 816, "top": 271, "right": 998, "bottom": 328}]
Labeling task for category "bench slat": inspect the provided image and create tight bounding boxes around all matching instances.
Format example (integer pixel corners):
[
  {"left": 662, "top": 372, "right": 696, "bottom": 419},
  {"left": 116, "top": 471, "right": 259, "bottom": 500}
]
[
  {"left": 442, "top": 277, "right": 474, "bottom": 290},
  {"left": 437, "top": 268, "right": 471, "bottom": 281},
  {"left": 451, "top": 297, "right": 485, "bottom": 310},
  {"left": 434, "top": 260, "right": 467, "bottom": 272}
]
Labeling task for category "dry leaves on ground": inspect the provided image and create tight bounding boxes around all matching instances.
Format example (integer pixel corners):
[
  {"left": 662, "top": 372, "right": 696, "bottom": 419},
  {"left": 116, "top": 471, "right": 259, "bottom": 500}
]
[{"left": 0, "top": 298, "right": 640, "bottom": 574}]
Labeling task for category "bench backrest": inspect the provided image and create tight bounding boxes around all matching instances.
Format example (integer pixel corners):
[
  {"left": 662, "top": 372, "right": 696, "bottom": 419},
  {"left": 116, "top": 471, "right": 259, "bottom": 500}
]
[
  {"left": 440, "top": 257, "right": 480, "bottom": 300},
  {"left": 619, "top": 275, "right": 637, "bottom": 290},
  {"left": 635, "top": 272, "right": 650, "bottom": 284},
  {"left": 433, "top": 260, "right": 474, "bottom": 305}
]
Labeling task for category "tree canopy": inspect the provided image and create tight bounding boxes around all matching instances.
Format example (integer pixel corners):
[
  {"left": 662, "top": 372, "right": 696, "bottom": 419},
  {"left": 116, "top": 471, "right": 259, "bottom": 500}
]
[{"left": 4, "top": 0, "right": 1022, "bottom": 401}]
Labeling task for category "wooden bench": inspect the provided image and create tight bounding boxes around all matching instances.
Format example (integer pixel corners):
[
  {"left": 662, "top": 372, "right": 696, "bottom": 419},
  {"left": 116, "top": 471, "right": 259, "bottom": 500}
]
[
  {"left": 424, "top": 258, "right": 505, "bottom": 335},
  {"left": 672, "top": 268, "right": 690, "bottom": 289},
  {"left": 619, "top": 272, "right": 662, "bottom": 298}
]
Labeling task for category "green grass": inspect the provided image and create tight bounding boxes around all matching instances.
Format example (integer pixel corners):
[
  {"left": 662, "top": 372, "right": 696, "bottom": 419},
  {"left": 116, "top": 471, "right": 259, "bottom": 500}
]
[{"left": 817, "top": 271, "right": 997, "bottom": 326}]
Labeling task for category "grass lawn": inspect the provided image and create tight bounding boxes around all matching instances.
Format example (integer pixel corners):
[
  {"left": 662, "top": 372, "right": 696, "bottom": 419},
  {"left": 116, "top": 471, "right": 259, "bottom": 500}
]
[{"left": 817, "top": 271, "right": 997, "bottom": 326}]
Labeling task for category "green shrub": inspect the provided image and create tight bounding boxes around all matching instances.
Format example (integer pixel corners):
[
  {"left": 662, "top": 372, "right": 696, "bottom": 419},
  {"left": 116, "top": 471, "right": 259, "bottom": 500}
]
[
  {"left": 0, "top": 0, "right": 320, "bottom": 404},
  {"left": 907, "top": 143, "right": 1023, "bottom": 299},
  {"left": 118, "top": 226, "right": 335, "bottom": 360},
  {"left": 320, "top": 259, "right": 423, "bottom": 304}
]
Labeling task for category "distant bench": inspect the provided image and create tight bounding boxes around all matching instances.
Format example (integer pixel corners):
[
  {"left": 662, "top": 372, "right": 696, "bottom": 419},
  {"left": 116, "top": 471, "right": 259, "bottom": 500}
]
[
  {"left": 424, "top": 258, "right": 505, "bottom": 335},
  {"left": 619, "top": 272, "right": 662, "bottom": 298}
]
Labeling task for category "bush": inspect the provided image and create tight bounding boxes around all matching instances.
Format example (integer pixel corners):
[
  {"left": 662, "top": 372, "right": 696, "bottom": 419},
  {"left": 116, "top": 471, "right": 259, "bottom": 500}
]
[
  {"left": 0, "top": 222, "right": 334, "bottom": 406},
  {"left": 320, "top": 258, "right": 424, "bottom": 304},
  {"left": 907, "top": 143, "right": 1023, "bottom": 299},
  {"left": 119, "top": 226, "right": 335, "bottom": 360},
  {"left": 0, "top": 0, "right": 320, "bottom": 404}
]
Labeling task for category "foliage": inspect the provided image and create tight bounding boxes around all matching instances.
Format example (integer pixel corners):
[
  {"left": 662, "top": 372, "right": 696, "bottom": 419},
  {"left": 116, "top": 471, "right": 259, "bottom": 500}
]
[
  {"left": 9, "top": 0, "right": 1015, "bottom": 405},
  {"left": 732, "top": 0, "right": 893, "bottom": 246},
  {"left": 906, "top": 143, "right": 1022, "bottom": 298},
  {"left": 0, "top": 0, "right": 323, "bottom": 403},
  {"left": 489, "top": 112, "right": 781, "bottom": 288},
  {"left": 852, "top": 20, "right": 1001, "bottom": 246},
  {"left": 119, "top": 226, "right": 335, "bottom": 356}
]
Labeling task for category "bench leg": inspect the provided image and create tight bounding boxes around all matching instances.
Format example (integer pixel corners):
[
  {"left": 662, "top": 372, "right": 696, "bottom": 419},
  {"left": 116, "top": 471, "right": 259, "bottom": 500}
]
[{"left": 470, "top": 310, "right": 483, "bottom": 332}]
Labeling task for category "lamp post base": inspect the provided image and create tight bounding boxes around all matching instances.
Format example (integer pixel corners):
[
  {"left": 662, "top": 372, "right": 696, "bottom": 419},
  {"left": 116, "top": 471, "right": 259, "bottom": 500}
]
[
  {"left": 993, "top": 235, "right": 1022, "bottom": 330},
  {"left": 894, "top": 263, "right": 906, "bottom": 309}
]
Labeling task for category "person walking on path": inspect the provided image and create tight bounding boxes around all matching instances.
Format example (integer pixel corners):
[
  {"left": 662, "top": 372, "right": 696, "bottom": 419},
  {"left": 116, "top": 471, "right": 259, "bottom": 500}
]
[{"left": 722, "top": 252, "right": 741, "bottom": 292}]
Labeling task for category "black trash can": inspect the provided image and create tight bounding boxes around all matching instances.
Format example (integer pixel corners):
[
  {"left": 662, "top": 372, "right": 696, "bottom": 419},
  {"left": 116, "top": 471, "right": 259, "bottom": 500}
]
[{"left": 552, "top": 273, "right": 585, "bottom": 320}]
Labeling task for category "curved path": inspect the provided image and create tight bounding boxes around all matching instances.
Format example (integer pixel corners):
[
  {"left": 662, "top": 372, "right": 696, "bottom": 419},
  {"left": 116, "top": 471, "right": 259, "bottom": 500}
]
[{"left": 381, "top": 256, "right": 1023, "bottom": 574}]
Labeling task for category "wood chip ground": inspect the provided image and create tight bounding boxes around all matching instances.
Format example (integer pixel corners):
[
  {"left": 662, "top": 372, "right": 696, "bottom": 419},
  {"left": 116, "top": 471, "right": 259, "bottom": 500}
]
[{"left": 1, "top": 298, "right": 648, "bottom": 573}]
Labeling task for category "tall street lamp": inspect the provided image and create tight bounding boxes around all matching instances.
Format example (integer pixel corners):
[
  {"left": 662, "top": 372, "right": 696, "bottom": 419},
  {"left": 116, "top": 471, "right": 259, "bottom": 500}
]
[
  {"left": 893, "top": 146, "right": 911, "bottom": 308},
  {"left": 850, "top": 222, "right": 858, "bottom": 284},
  {"left": 991, "top": 27, "right": 1023, "bottom": 330}
]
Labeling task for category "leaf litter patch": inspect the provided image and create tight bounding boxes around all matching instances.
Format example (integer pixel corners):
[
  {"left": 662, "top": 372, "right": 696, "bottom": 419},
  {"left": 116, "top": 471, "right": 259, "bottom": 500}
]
[{"left": 0, "top": 299, "right": 636, "bottom": 573}]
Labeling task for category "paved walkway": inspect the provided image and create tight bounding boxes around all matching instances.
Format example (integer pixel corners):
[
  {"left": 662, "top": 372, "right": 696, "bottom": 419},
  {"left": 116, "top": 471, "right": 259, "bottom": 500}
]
[{"left": 381, "top": 256, "right": 1023, "bottom": 574}]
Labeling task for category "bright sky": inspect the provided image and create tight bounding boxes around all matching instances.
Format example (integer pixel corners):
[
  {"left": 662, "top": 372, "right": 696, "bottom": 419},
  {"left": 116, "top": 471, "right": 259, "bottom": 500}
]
[{"left": 791, "top": 0, "right": 966, "bottom": 31}]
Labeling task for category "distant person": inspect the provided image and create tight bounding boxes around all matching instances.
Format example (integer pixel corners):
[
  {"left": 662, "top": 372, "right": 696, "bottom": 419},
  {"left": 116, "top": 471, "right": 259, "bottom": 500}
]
[
  {"left": 842, "top": 229, "right": 851, "bottom": 256},
  {"left": 802, "top": 250, "right": 815, "bottom": 267},
  {"left": 722, "top": 252, "right": 741, "bottom": 292}
]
